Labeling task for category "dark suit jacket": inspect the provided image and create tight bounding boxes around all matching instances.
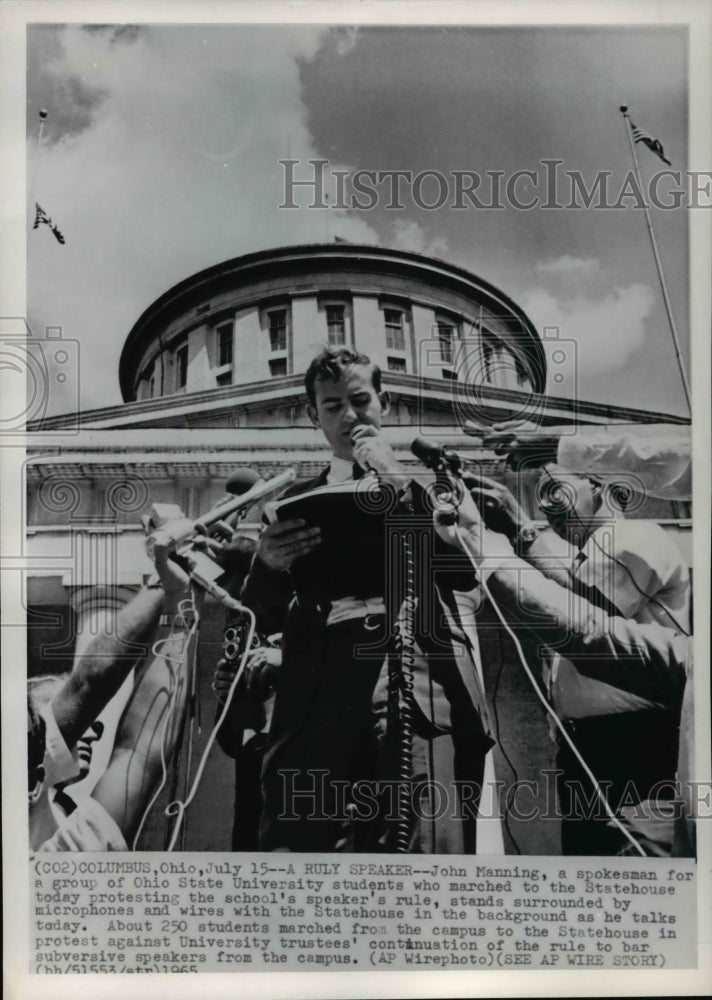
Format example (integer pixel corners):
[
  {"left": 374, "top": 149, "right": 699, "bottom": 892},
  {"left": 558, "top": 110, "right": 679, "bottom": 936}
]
[{"left": 241, "top": 468, "right": 493, "bottom": 773}]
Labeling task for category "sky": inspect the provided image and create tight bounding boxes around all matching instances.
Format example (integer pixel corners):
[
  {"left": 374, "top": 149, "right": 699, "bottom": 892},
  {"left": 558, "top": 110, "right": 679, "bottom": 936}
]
[{"left": 25, "top": 22, "right": 692, "bottom": 417}]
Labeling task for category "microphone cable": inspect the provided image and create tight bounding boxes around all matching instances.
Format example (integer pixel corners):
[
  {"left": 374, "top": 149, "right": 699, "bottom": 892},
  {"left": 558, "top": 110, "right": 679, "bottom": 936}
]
[
  {"left": 491, "top": 626, "right": 523, "bottom": 855},
  {"left": 131, "top": 593, "right": 200, "bottom": 850},
  {"left": 453, "top": 523, "right": 648, "bottom": 857}
]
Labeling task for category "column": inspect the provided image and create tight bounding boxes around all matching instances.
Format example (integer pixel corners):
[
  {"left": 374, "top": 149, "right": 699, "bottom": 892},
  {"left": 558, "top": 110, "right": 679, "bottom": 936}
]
[
  {"left": 291, "top": 295, "right": 322, "bottom": 374},
  {"left": 412, "top": 304, "right": 438, "bottom": 378},
  {"left": 352, "top": 295, "right": 385, "bottom": 367},
  {"left": 234, "top": 306, "right": 263, "bottom": 384}
]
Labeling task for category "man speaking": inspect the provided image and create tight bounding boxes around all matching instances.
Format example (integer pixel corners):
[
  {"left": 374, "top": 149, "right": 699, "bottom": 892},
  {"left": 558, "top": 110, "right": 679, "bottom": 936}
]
[{"left": 241, "top": 347, "right": 493, "bottom": 853}]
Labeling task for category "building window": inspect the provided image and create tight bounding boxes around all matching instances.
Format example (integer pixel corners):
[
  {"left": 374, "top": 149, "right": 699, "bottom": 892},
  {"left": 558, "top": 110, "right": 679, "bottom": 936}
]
[
  {"left": 318, "top": 298, "right": 353, "bottom": 348},
  {"left": 436, "top": 314, "right": 459, "bottom": 364},
  {"left": 268, "top": 308, "right": 288, "bottom": 352},
  {"left": 384, "top": 308, "right": 406, "bottom": 352},
  {"left": 442, "top": 368, "right": 458, "bottom": 381},
  {"left": 176, "top": 344, "right": 189, "bottom": 389},
  {"left": 387, "top": 356, "right": 406, "bottom": 373},
  {"left": 269, "top": 358, "right": 287, "bottom": 377},
  {"left": 148, "top": 374, "right": 155, "bottom": 398},
  {"left": 216, "top": 371, "right": 232, "bottom": 387},
  {"left": 217, "top": 322, "right": 233, "bottom": 367},
  {"left": 326, "top": 305, "right": 346, "bottom": 346},
  {"left": 438, "top": 326, "right": 454, "bottom": 363}
]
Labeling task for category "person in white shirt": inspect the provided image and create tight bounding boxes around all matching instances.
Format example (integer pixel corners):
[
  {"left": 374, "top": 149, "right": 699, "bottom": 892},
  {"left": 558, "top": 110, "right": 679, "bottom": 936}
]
[
  {"left": 535, "top": 462, "right": 689, "bottom": 854},
  {"left": 465, "top": 453, "right": 690, "bottom": 855},
  {"left": 431, "top": 486, "right": 694, "bottom": 856}
]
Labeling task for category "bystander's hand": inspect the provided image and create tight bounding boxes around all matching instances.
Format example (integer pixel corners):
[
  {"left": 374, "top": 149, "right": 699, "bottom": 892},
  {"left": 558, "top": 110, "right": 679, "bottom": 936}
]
[
  {"left": 244, "top": 646, "right": 281, "bottom": 698},
  {"left": 150, "top": 527, "right": 191, "bottom": 616},
  {"left": 464, "top": 472, "right": 529, "bottom": 541},
  {"left": 432, "top": 487, "right": 485, "bottom": 555},
  {"left": 464, "top": 419, "right": 560, "bottom": 470}
]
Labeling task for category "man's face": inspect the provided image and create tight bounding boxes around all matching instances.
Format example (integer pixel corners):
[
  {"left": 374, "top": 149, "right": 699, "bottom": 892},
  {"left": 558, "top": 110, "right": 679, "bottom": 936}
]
[
  {"left": 308, "top": 365, "right": 389, "bottom": 460},
  {"left": 536, "top": 464, "right": 600, "bottom": 547},
  {"left": 75, "top": 721, "right": 104, "bottom": 778}
]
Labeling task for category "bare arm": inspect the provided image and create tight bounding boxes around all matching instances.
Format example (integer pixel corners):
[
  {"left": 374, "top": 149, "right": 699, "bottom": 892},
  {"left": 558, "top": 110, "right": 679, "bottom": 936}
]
[
  {"left": 90, "top": 612, "right": 194, "bottom": 843},
  {"left": 88, "top": 539, "right": 194, "bottom": 843},
  {"left": 485, "top": 556, "right": 688, "bottom": 704},
  {"left": 50, "top": 586, "right": 164, "bottom": 751}
]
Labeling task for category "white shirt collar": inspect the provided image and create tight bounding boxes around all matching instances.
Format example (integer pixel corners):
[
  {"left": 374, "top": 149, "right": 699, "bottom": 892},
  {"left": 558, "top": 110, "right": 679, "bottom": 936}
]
[{"left": 327, "top": 455, "right": 355, "bottom": 484}]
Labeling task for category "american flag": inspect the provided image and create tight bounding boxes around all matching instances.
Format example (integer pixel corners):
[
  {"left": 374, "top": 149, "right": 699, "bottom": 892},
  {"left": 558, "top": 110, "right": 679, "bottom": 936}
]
[
  {"left": 631, "top": 122, "right": 671, "bottom": 166},
  {"left": 33, "top": 203, "right": 65, "bottom": 245}
]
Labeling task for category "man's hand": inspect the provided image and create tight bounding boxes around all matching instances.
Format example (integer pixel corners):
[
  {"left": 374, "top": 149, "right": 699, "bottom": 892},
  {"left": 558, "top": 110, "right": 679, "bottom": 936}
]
[
  {"left": 464, "top": 472, "right": 529, "bottom": 541},
  {"left": 213, "top": 646, "right": 281, "bottom": 708},
  {"left": 433, "top": 487, "right": 485, "bottom": 554},
  {"left": 352, "top": 425, "right": 409, "bottom": 486},
  {"left": 212, "top": 657, "right": 238, "bottom": 702},
  {"left": 464, "top": 419, "right": 560, "bottom": 470},
  {"left": 243, "top": 646, "right": 281, "bottom": 698},
  {"left": 256, "top": 518, "right": 321, "bottom": 572},
  {"left": 150, "top": 528, "right": 191, "bottom": 615}
]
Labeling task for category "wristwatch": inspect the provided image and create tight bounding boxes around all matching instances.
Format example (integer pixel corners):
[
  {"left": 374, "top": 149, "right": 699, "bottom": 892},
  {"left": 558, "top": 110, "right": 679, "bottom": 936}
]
[{"left": 513, "top": 523, "right": 538, "bottom": 553}]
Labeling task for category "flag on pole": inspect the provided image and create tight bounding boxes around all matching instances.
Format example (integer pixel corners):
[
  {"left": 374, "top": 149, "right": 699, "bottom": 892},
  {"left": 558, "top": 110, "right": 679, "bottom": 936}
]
[
  {"left": 630, "top": 122, "right": 671, "bottom": 165},
  {"left": 33, "top": 202, "right": 65, "bottom": 244}
]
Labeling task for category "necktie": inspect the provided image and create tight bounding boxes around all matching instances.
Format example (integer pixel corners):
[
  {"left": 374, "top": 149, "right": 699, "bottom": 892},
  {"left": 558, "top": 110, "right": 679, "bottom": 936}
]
[{"left": 352, "top": 462, "right": 366, "bottom": 481}]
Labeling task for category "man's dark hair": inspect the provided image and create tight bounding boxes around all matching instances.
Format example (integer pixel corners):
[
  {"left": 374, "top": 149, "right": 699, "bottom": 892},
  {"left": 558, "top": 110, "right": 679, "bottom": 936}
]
[{"left": 304, "top": 347, "right": 382, "bottom": 406}]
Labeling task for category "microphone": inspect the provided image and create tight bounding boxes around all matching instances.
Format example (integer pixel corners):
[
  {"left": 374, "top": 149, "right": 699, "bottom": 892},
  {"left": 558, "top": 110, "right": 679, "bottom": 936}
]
[
  {"left": 410, "top": 437, "right": 464, "bottom": 517},
  {"left": 143, "top": 468, "right": 297, "bottom": 611},
  {"left": 411, "top": 436, "right": 446, "bottom": 470},
  {"left": 225, "top": 467, "right": 262, "bottom": 496},
  {"left": 350, "top": 424, "right": 373, "bottom": 474},
  {"left": 145, "top": 468, "right": 296, "bottom": 553},
  {"left": 192, "top": 469, "right": 296, "bottom": 531}
]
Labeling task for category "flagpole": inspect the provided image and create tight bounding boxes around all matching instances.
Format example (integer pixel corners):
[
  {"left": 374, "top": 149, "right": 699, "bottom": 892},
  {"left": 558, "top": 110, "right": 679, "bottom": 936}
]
[
  {"left": 30, "top": 109, "right": 48, "bottom": 230},
  {"left": 619, "top": 105, "right": 691, "bottom": 413}
]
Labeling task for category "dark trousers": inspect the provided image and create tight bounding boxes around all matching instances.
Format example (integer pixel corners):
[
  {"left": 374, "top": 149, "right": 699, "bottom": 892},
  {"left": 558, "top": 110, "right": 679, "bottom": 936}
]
[
  {"left": 231, "top": 733, "right": 268, "bottom": 851},
  {"left": 259, "top": 614, "right": 486, "bottom": 853},
  {"left": 557, "top": 708, "right": 680, "bottom": 856}
]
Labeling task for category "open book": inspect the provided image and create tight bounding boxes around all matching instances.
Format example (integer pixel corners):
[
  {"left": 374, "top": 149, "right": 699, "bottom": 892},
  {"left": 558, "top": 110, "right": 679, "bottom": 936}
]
[{"left": 267, "top": 479, "right": 398, "bottom": 601}]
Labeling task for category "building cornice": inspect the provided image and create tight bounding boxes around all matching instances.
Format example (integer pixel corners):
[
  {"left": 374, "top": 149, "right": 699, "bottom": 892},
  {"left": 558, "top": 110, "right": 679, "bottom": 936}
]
[{"left": 28, "top": 375, "right": 690, "bottom": 432}]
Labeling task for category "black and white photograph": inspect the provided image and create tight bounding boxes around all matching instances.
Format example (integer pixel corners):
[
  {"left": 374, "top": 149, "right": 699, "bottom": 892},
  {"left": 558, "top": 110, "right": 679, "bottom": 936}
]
[{"left": 2, "top": 1, "right": 710, "bottom": 996}]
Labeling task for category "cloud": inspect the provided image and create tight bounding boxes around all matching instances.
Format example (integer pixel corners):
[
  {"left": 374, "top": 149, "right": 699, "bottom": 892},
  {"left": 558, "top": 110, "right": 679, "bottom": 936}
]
[
  {"left": 534, "top": 256, "right": 601, "bottom": 282},
  {"left": 26, "top": 26, "right": 381, "bottom": 413},
  {"left": 390, "top": 219, "right": 449, "bottom": 259},
  {"left": 521, "top": 282, "right": 656, "bottom": 393}
]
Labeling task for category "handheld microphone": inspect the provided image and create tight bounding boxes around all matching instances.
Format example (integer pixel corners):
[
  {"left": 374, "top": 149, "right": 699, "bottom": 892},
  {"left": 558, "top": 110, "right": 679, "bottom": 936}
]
[
  {"left": 192, "top": 468, "right": 296, "bottom": 531},
  {"left": 225, "top": 467, "right": 262, "bottom": 496},
  {"left": 411, "top": 436, "right": 446, "bottom": 470},
  {"left": 410, "top": 436, "right": 462, "bottom": 475},
  {"left": 410, "top": 436, "right": 464, "bottom": 519},
  {"left": 350, "top": 424, "right": 373, "bottom": 473},
  {"left": 145, "top": 468, "right": 296, "bottom": 555}
]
